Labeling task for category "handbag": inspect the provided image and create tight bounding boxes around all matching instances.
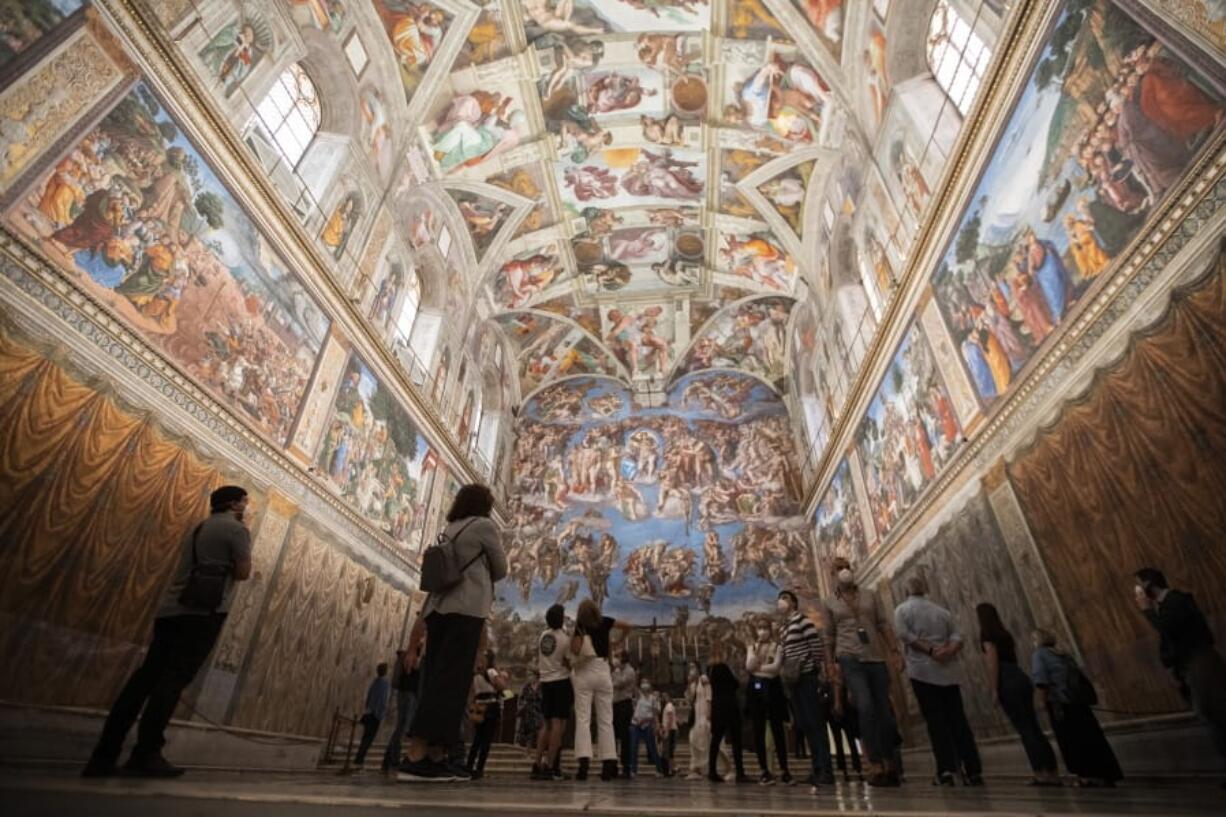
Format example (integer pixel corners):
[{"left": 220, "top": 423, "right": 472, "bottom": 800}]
[
  {"left": 419, "top": 519, "right": 480, "bottom": 593},
  {"left": 178, "top": 524, "right": 229, "bottom": 611}
]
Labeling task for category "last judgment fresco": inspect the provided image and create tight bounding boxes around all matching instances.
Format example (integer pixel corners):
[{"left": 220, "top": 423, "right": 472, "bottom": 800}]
[{"left": 504, "top": 371, "right": 811, "bottom": 626}]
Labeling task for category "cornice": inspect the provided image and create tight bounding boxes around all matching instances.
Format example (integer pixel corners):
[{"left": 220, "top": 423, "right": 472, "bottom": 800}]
[{"left": 92, "top": 0, "right": 492, "bottom": 494}]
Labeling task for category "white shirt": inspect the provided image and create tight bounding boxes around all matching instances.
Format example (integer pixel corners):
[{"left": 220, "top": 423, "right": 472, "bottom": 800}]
[{"left": 538, "top": 627, "right": 569, "bottom": 683}]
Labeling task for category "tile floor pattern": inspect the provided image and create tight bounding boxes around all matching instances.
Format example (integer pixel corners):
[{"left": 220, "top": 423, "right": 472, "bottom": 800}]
[{"left": 2, "top": 768, "right": 1224, "bottom": 817}]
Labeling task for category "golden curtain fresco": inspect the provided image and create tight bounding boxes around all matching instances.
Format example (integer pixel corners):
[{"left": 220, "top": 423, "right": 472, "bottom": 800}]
[
  {"left": 1008, "top": 257, "right": 1226, "bottom": 715},
  {"left": 0, "top": 328, "right": 221, "bottom": 707},
  {"left": 228, "top": 519, "right": 408, "bottom": 737}
]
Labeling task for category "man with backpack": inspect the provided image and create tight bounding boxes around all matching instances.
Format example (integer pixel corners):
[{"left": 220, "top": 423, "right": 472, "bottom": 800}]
[{"left": 83, "top": 485, "right": 252, "bottom": 778}]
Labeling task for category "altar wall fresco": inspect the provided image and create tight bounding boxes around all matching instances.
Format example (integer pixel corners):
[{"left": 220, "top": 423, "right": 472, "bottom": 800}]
[{"left": 499, "top": 370, "right": 815, "bottom": 685}]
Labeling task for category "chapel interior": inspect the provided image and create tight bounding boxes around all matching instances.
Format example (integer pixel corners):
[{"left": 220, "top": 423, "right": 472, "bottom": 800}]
[{"left": 1, "top": 0, "right": 1225, "bottom": 815}]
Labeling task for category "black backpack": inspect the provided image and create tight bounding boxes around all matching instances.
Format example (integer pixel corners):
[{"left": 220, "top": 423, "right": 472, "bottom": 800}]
[
  {"left": 419, "top": 519, "right": 480, "bottom": 594},
  {"left": 1060, "top": 653, "right": 1099, "bottom": 707}
]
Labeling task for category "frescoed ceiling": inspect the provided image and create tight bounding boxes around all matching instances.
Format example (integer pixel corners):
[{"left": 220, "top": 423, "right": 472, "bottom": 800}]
[{"left": 351, "top": 0, "right": 873, "bottom": 401}]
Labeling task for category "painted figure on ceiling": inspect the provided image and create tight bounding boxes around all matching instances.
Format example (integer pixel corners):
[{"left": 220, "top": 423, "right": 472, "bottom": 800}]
[
  {"left": 620, "top": 149, "right": 703, "bottom": 199},
  {"left": 431, "top": 91, "right": 524, "bottom": 172}
]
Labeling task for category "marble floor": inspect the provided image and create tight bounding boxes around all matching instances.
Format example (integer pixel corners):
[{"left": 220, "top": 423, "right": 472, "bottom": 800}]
[{"left": 3, "top": 768, "right": 1224, "bottom": 817}]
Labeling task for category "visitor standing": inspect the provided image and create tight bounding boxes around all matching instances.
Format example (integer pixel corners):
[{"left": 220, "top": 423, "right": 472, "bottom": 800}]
[
  {"left": 778, "top": 590, "right": 832, "bottom": 790},
  {"left": 466, "top": 651, "right": 505, "bottom": 780},
  {"left": 686, "top": 663, "right": 714, "bottom": 779},
  {"left": 975, "top": 603, "right": 1060, "bottom": 786},
  {"left": 354, "top": 663, "right": 391, "bottom": 767},
  {"left": 661, "top": 693, "right": 678, "bottom": 777},
  {"left": 707, "top": 643, "right": 750, "bottom": 784},
  {"left": 516, "top": 671, "right": 543, "bottom": 762},
  {"left": 571, "top": 598, "right": 630, "bottom": 781},
  {"left": 1134, "top": 567, "right": 1226, "bottom": 784},
  {"left": 532, "top": 604, "right": 573, "bottom": 781},
  {"left": 611, "top": 652, "right": 637, "bottom": 776},
  {"left": 746, "top": 620, "right": 792, "bottom": 785},
  {"left": 627, "top": 680, "right": 664, "bottom": 777},
  {"left": 1031, "top": 629, "right": 1121, "bottom": 787},
  {"left": 398, "top": 484, "right": 506, "bottom": 783},
  {"left": 84, "top": 486, "right": 253, "bottom": 778},
  {"left": 893, "top": 576, "right": 982, "bottom": 786},
  {"left": 823, "top": 559, "right": 902, "bottom": 787},
  {"left": 382, "top": 621, "right": 424, "bottom": 774},
  {"left": 828, "top": 687, "right": 862, "bottom": 781}
]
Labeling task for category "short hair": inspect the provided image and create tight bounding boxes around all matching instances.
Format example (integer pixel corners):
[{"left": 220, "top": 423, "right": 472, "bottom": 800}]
[
  {"left": 376, "top": 662, "right": 389, "bottom": 676},
  {"left": 905, "top": 576, "right": 928, "bottom": 597},
  {"left": 546, "top": 603, "right": 565, "bottom": 630},
  {"left": 1033, "top": 629, "right": 1057, "bottom": 648},
  {"left": 777, "top": 590, "right": 798, "bottom": 609},
  {"left": 210, "top": 485, "right": 247, "bottom": 512},
  {"left": 1135, "top": 567, "right": 1168, "bottom": 590},
  {"left": 446, "top": 483, "right": 494, "bottom": 522}
]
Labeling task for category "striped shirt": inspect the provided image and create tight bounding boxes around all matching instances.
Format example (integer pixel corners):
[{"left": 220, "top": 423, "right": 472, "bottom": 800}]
[{"left": 782, "top": 612, "right": 825, "bottom": 676}]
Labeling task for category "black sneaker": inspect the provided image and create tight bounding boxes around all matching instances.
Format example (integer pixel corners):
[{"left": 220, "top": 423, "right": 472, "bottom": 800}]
[
  {"left": 397, "top": 758, "right": 454, "bottom": 782},
  {"left": 965, "top": 774, "right": 985, "bottom": 787},
  {"left": 780, "top": 772, "right": 796, "bottom": 786},
  {"left": 447, "top": 763, "right": 472, "bottom": 782},
  {"left": 934, "top": 772, "right": 956, "bottom": 787},
  {"left": 530, "top": 764, "right": 549, "bottom": 781},
  {"left": 759, "top": 771, "right": 775, "bottom": 785},
  {"left": 551, "top": 769, "right": 571, "bottom": 781},
  {"left": 122, "top": 753, "right": 185, "bottom": 778}
]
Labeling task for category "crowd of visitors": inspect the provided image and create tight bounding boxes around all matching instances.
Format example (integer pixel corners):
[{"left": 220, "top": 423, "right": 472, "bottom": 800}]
[{"left": 79, "top": 481, "right": 1226, "bottom": 794}]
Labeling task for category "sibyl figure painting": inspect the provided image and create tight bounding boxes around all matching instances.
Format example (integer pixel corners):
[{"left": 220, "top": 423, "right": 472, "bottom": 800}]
[
  {"left": 932, "top": 0, "right": 1225, "bottom": 407},
  {"left": 8, "top": 82, "right": 329, "bottom": 444}
]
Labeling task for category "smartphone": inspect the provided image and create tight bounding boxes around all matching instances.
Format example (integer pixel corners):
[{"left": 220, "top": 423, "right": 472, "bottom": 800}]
[{"left": 857, "top": 628, "right": 870, "bottom": 645}]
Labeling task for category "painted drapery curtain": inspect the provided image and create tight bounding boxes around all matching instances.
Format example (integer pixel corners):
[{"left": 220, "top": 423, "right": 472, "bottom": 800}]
[
  {"left": 1008, "top": 257, "right": 1226, "bottom": 714},
  {"left": 0, "top": 328, "right": 221, "bottom": 707}
]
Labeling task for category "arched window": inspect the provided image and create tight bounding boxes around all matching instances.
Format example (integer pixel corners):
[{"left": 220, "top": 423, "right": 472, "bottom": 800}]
[
  {"left": 926, "top": 0, "right": 991, "bottom": 116},
  {"left": 252, "top": 63, "right": 321, "bottom": 168},
  {"left": 394, "top": 268, "right": 423, "bottom": 345}
]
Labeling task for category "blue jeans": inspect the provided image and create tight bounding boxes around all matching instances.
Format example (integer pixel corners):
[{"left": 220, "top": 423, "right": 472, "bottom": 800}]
[
  {"left": 787, "top": 671, "right": 833, "bottom": 781},
  {"left": 838, "top": 656, "right": 898, "bottom": 765},
  {"left": 627, "top": 722, "right": 661, "bottom": 775},
  {"left": 381, "top": 691, "right": 418, "bottom": 771}
]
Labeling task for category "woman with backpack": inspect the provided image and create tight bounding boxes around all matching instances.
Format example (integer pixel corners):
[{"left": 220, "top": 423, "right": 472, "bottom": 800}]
[
  {"left": 1031, "top": 629, "right": 1122, "bottom": 787},
  {"left": 398, "top": 484, "right": 507, "bottom": 782}
]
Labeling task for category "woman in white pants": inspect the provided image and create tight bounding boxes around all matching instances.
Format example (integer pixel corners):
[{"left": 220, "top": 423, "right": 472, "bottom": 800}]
[
  {"left": 571, "top": 599, "right": 631, "bottom": 781},
  {"left": 686, "top": 663, "right": 729, "bottom": 779}
]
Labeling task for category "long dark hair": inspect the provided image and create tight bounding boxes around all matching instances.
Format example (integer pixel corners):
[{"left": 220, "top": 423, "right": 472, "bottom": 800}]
[
  {"left": 975, "top": 602, "right": 1014, "bottom": 652},
  {"left": 446, "top": 483, "right": 494, "bottom": 522}
]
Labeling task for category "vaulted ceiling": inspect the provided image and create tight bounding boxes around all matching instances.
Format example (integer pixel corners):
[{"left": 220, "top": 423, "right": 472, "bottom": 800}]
[{"left": 370, "top": 0, "right": 883, "bottom": 402}]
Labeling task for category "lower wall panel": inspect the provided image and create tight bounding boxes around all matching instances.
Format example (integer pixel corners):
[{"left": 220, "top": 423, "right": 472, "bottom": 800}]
[{"left": 0, "top": 326, "right": 409, "bottom": 738}]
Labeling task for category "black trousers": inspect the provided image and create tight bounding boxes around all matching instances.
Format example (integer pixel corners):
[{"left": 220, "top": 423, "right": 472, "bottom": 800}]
[
  {"left": 709, "top": 705, "right": 745, "bottom": 778},
  {"left": 92, "top": 614, "right": 225, "bottom": 764},
  {"left": 748, "top": 683, "right": 789, "bottom": 775},
  {"left": 911, "top": 679, "right": 981, "bottom": 777},
  {"left": 409, "top": 612, "right": 485, "bottom": 747},
  {"left": 613, "top": 698, "right": 634, "bottom": 769},
  {"left": 998, "top": 664, "right": 1057, "bottom": 774},
  {"left": 467, "top": 715, "right": 500, "bottom": 774},
  {"left": 355, "top": 714, "right": 381, "bottom": 764}
]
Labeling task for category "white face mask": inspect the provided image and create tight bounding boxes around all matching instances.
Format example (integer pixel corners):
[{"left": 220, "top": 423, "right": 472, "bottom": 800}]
[
  {"left": 640, "top": 684, "right": 651, "bottom": 694},
  {"left": 837, "top": 568, "right": 855, "bottom": 586}
]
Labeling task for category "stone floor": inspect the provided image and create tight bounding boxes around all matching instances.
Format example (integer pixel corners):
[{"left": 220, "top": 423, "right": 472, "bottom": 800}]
[{"left": 3, "top": 767, "right": 1224, "bottom": 817}]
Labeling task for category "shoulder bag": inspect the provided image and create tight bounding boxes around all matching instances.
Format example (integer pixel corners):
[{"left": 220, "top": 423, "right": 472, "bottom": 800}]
[{"left": 178, "top": 524, "right": 230, "bottom": 611}]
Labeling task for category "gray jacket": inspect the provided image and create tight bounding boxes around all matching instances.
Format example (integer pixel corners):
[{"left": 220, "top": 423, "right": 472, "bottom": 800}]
[{"left": 423, "top": 516, "right": 507, "bottom": 619}]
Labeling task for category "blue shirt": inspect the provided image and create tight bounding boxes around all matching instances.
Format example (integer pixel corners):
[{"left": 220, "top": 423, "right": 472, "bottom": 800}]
[
  {"left": 365, "top": 676, "right": 390, "bottom": 721},
  {"left": 1030, "top": 646, "right": 1070, "bottom": 703}
]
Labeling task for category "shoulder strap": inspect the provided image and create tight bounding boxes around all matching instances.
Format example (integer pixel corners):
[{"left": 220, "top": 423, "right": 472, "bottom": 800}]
[{"left": 450, "top": 518, "right": 484, "bottom": 571}]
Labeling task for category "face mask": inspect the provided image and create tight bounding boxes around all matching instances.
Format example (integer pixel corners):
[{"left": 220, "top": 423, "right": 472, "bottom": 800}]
[
  {"left": 640, "top": 684, "right": 651, "bottom": 694},
  {"left": 837, "top": 568, "right": 854, "bottom": 586},
  {"left": 688, "top": 668, "right": 698, "bottom": 679}
]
